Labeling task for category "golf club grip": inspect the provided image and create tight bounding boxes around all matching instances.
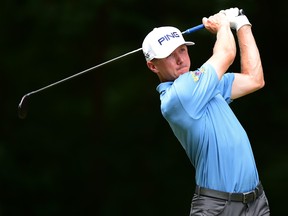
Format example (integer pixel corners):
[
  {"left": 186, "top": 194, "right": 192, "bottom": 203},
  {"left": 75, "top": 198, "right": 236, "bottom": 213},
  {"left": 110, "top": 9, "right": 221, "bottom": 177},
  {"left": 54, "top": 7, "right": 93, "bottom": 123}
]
[
  {"left": 182, "top": 24, "right": 204, "bottom": 35},
  {"left": 182, "top": 9, "right": 244, "bottom": 35}
]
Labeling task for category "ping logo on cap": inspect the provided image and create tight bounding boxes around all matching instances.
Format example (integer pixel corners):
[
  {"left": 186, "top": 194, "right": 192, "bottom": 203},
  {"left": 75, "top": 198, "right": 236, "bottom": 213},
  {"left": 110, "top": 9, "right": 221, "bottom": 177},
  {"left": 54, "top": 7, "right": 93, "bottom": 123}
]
[
  {"left": 158, "top": 32, "right": 180, "bottom": 45},
  {"left": 142, "top": 26, "right": 194, "bottom": 61}
]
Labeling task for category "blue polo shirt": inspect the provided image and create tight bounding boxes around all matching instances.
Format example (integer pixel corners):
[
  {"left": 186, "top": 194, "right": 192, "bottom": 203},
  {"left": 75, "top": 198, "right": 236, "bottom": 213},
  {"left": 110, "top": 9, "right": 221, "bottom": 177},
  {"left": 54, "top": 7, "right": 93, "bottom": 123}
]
[{"left": 156, "top": 63, "right": 259, "bottom": 193}]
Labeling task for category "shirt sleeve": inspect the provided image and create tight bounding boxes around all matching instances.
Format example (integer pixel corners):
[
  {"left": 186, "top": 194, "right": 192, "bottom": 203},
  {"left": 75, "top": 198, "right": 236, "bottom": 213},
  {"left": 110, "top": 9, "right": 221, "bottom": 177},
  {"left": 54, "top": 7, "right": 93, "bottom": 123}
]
[
  {"left": 173, "top": 63, "right": 235, "bottom": 119},
  {"left": 217, "top": 72, "right": 235, "bottom": 104}
]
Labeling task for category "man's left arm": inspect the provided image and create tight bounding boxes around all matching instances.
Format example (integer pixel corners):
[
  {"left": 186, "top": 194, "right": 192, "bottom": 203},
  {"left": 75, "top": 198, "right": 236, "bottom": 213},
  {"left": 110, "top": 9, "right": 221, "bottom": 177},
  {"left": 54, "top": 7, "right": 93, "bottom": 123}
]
[{"left": 230, "top": 16, "right": 265, "bottom": 99}]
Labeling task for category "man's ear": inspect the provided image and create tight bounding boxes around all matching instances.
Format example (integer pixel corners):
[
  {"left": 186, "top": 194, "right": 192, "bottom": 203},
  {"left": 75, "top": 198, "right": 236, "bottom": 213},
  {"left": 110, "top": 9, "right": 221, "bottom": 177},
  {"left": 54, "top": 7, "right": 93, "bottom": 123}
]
[{"left": 147, "top": 61, "right": 158, "bottom": 74}]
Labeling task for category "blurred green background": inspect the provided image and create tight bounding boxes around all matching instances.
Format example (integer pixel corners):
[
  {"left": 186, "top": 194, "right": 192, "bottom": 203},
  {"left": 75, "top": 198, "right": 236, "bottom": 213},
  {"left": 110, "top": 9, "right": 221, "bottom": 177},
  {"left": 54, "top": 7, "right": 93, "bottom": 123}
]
[{"left": 1, "top": 0, "right": 287, "bottom": 215}]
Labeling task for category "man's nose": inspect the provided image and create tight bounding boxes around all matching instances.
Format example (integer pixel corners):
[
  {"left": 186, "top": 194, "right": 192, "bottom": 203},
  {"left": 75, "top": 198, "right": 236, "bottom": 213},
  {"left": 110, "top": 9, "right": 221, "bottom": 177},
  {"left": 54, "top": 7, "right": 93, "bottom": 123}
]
[{"left": 175, "top": 53, "right": 184, "bottom": 64}]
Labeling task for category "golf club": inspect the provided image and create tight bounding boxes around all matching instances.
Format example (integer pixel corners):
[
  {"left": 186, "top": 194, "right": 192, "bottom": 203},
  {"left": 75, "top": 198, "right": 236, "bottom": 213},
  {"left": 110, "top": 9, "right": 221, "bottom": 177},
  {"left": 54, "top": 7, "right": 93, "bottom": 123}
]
[{"left": 17, "top": 24, "right": 205, "bottom": 119}]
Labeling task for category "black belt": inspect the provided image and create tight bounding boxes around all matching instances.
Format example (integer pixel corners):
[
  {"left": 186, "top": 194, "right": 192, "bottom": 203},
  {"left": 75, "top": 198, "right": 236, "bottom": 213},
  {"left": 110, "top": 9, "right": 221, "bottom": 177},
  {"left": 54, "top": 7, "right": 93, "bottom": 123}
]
[{"left": 195, "top": 182, "right": 264, "bottom": 204}]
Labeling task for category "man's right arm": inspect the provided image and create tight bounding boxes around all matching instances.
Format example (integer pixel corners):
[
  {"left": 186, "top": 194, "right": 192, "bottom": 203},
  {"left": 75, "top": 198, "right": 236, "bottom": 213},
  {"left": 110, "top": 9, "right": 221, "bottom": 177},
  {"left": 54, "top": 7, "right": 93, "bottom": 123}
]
[{"left": 202, "top": 12, "right": 236, "bottom": 80}]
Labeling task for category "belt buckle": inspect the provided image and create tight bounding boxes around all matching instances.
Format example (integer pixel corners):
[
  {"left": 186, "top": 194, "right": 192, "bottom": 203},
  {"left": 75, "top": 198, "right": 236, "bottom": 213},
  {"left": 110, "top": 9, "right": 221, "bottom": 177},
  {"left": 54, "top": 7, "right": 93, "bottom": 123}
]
[{"left": 242, "top": 191, "right": 256, "bottom": 204}]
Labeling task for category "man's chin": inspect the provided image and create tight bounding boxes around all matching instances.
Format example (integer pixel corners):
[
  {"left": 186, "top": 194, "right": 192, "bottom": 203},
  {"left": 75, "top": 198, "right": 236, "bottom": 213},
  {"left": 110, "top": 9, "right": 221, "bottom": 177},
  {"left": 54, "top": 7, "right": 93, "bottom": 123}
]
[
  {"left": 178, "top": 69, "right": 189, "bottom": 75},
  {"left": 178, "top": 66, "right": 190, "bottom": 73}
]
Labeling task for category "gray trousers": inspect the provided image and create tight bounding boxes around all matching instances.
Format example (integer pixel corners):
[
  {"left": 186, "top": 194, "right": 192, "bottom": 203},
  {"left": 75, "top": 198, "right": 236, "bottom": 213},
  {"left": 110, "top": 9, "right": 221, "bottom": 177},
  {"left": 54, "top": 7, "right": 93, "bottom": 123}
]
[{"left": 189, "top": 192, "right": 270, "bottom": 216}]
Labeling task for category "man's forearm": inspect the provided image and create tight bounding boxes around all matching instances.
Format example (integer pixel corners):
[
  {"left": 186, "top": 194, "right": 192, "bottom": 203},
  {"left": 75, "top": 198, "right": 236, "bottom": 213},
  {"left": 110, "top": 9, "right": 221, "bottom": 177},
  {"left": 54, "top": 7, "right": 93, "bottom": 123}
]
[{"left": 237, "top": 26, "right": 264, "bottom": 86}]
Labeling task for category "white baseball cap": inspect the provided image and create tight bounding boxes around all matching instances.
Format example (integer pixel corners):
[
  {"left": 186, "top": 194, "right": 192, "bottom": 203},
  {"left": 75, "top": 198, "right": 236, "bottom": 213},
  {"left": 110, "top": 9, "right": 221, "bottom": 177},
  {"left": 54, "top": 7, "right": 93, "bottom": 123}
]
[{"left": 142, "top": 26, "right": 195, "bottom": 61}]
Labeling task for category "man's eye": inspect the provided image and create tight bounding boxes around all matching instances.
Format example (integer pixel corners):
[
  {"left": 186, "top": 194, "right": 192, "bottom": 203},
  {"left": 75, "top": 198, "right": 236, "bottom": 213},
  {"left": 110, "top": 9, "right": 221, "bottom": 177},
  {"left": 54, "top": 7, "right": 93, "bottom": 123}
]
[{"left": 181, "top": 47, "right": 187, "bottom": 52}]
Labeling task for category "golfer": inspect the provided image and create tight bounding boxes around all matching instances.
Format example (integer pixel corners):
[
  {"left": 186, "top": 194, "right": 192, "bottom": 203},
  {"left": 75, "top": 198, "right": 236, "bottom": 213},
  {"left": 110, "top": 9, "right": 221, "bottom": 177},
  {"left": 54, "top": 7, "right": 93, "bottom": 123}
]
[{"left": 142, "top": 8, "right": 270, "bottom": 216}]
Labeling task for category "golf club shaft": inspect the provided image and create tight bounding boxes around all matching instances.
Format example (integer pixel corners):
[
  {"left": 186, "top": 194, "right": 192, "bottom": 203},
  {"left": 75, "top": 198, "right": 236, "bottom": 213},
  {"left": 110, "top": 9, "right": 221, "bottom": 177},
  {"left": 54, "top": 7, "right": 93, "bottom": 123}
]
[
  {"left": 18, "top": 23, "right": 205, "bottom": 119},
  {"left": 22, "top": 47, "right": 143, "bottom": 99},
  {"left": 19, "top": 24, "right": 204, "bottom": 99}
]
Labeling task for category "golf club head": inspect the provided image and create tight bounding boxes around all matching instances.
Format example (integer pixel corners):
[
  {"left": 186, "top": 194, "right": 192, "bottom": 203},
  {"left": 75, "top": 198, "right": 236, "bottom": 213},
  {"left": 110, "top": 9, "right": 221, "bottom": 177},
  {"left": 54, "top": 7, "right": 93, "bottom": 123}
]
[{"left": 18, "top": 94, "right": 29, "bottom": 119}]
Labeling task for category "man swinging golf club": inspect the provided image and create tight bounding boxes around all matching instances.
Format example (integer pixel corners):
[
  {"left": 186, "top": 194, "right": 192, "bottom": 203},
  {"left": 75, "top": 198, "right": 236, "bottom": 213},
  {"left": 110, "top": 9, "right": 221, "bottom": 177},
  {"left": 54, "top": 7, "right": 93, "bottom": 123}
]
[{"left": 142, "top": 7, "right": 270, "bottom": 216}]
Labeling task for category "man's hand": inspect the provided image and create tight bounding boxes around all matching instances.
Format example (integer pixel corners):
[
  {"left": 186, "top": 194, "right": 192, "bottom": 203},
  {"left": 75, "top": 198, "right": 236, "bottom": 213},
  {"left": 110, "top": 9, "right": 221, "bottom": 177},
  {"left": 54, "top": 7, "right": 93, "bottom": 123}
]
[
  {"left": 202, "top": 12, "right": 230, "bottom": 34},
  {"left": 221, "top": 7, "right": 252, "bottom": 31}
]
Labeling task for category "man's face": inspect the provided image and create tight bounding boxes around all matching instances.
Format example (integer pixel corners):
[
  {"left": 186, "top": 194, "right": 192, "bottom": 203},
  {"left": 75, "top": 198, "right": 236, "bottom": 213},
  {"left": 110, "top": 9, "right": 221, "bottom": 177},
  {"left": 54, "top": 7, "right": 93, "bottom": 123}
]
[{"left": 149, "top": 45, "right": 191, "bottom": 82}]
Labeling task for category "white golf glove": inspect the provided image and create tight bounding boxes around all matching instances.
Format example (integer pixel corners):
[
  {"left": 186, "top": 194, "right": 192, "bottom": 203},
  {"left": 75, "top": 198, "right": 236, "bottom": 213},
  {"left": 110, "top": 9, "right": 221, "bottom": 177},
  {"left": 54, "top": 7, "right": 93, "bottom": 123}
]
[{"left": 220, "top": 7, "right": 252, "bottom": 31}]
